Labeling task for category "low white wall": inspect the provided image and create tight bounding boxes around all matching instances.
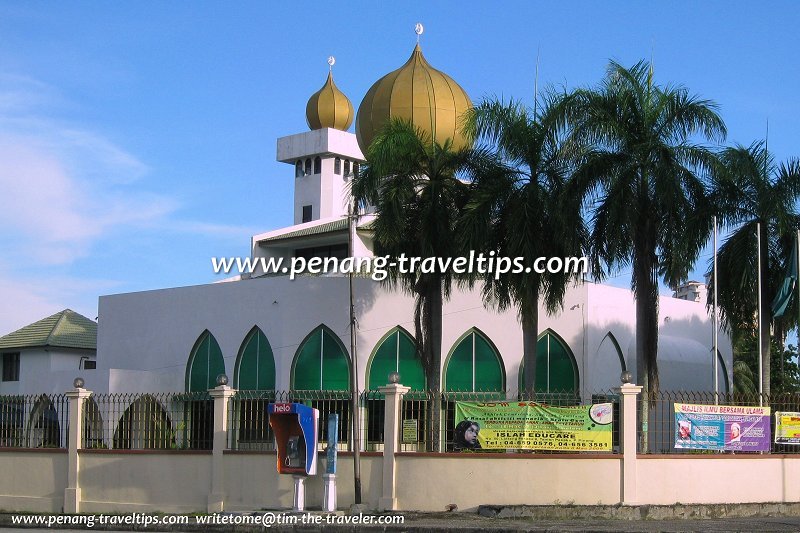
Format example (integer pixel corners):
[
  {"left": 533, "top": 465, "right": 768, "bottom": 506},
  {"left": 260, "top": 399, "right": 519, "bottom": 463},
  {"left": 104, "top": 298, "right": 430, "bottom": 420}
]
[
  {"left": 0, "top": 451, "right": 67, "bottom": 512},
  {"left": 395, "top": 454, "right": 622, "bottom": 511},
  {"left": 78, "top": 452, "right": 211, "bottom": 513},
  {"left": 222, "top": 452, "right": 382, "bottom": 511},
  {"left": 637, "top": 456, "right": 800, "bottom": 505}
]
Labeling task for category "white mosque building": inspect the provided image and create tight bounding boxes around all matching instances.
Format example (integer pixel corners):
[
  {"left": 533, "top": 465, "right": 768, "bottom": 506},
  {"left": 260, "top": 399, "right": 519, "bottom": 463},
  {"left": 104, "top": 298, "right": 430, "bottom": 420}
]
[{"left": 3, "top": 42, "right": 732, "bottom": 406}]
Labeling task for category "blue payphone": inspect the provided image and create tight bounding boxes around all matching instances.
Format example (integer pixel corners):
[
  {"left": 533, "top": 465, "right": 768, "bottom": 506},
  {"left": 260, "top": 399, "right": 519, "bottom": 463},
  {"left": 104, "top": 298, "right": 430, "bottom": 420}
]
[{"left": 267, "top": 403, "right": 319, "bottom": 476}]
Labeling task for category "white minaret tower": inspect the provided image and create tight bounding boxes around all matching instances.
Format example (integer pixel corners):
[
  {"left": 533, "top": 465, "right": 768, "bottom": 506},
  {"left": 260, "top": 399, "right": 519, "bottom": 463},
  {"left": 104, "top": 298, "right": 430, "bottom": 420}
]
[{"left": 276, "top": 57, "right": 364, "bottom": 225}]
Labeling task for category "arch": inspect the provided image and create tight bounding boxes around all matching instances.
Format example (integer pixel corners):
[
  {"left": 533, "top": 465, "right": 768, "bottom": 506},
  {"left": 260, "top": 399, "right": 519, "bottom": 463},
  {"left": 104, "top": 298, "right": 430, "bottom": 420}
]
[
  {"left": 186, "top": 330, "right": 225, "bottom": 392},
  {"left": 444, "top": 328, "right": 505, "bottom": 392},
  {"left": 313, "top": 156, "right": 322, "bottom": 174},
  {"left": 234, "top": 327, "right": 276, "bottom": 390},
  {"left": 589, "top": 332, "right": 626, "bottom": 391},
  {"left": 366, "top": 327, "right": 425, "bottom": 390},
  {"left": 334, "top": 157, "right": 341, "bottom": 175},
  {"left": 291, "top": 325, "right": 350, "bottom": 390},
  {"left": 113, "top": 395, "right": 173, "bottom": 450},
  {"left": 344, "top": 159, "right": 351, "bottom": 176},
  {"left": 295, "top": 160, "right": 304, "bottom": 178},
  {"left": 716, "top": 350, "right": 730, "bottom": 395},
  {"left": 518, "top": 329, "right": 579, "bottom": 393},
  {"left": 353, "top": 162, "right": 360, "bottom": 177},
  {"left": 83, "top": 396, "right": 105, "bottom": 449},
  {"left": 27, "top": 395, "right": 60, "bottom": 448},
  {"left": 304, "top": 158, "right": 312, "bottom": 175}
]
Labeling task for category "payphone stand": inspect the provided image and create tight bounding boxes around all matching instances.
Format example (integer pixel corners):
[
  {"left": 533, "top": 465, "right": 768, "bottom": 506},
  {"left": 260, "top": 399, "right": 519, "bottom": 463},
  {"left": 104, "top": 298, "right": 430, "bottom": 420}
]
[
  {"left": 268, "top": 403, "right": 319, "bottom": 511},
  {"left": 323, "top": 413, "right": 338, "bottom": 512}
]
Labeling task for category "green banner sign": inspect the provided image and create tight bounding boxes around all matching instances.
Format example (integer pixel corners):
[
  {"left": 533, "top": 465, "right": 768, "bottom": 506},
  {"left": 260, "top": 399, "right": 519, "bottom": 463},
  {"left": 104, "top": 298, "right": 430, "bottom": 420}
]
[{"left": 454, "top": 401, "right": 613, "bottom": 451}]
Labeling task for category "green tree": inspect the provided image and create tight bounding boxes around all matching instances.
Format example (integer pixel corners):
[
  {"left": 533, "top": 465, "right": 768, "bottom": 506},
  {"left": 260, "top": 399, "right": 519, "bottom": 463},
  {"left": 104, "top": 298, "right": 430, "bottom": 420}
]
[
  {"left": 460, "top": 94, "right": 586, "bottom": 395},
  {"left": 566, "top": 60, "right": 725, "bottom": 447},
  {"left": 352, "top": 119, "right": 479, "bottom": 449},
  {"left": 708, "top": 142, "right": 800, "bottom": 396}
]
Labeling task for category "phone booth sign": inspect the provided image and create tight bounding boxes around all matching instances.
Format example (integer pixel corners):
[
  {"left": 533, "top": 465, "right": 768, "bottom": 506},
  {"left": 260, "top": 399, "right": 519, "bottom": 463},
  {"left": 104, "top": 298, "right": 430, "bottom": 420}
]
[{"left": 268, "top": 403, "right": 319, "bottom": 476}]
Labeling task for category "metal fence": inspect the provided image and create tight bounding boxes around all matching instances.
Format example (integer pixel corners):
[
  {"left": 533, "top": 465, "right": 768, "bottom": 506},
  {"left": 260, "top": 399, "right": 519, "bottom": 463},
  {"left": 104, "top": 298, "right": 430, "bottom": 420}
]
[
  {"left": 0, "top": 394, "right": 69, "bottom": 449},
  {"left": 89, "top": 392, "right": 213, "bottom": 450},
  {"left": 642, "top": 391, "right": 800, "bottom": 454}
]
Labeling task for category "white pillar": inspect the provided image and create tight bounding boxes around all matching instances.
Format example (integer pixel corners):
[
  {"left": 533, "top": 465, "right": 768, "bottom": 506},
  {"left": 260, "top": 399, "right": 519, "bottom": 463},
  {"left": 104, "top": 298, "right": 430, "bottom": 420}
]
[
  {"left": 614, "top": 382, "right": 642, "bottom": 505},
  {"left": 377, "top": 382, "right": 410, "bottom": 511},
  {"left": 207, "top": 384, "right": 235, "bottom": 512},
  {"left": 64, "top": 385, "right": 92, "bottom": 513}
]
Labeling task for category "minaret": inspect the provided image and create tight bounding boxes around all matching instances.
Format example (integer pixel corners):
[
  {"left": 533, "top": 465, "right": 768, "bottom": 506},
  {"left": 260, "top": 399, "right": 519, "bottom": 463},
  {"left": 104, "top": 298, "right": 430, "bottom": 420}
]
[{"left": 276, "top": 57, "right": 364, "bottom": 225}]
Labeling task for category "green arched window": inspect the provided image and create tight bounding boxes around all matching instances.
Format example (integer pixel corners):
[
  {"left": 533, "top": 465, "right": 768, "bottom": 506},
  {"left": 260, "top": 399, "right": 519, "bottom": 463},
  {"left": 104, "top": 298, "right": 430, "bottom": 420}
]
[
  {"left": 519, "top": 330, "right": 578, "bottom": 393},
  {"left": 186, "top": 331, "right": 225, "bottom": 392},
  {"left": 292, "top": 325, "right": 350, "bottom": 390},
  {"left": 235, "top": 327, "right": 276, "bottom": 390},
  {"left": 445, "top": 329, "right": 504, "bottom": 392},
  {"left": 367, "top": 328, "right": 425, "bottom": 390}
]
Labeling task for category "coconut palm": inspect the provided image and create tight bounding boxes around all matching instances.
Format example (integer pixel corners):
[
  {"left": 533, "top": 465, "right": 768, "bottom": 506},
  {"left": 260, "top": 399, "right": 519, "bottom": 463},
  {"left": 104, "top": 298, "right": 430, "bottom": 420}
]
[
  {"left": 708, "top": 142, "right": 800, "bottom": 396},
  {"left": 459, "top": 93, "right": 587, "bottom": 397},
  {"left": 352, "top": 118, "right": 480, "bottom": 450},
  {"left": 565, "top": 61, "right": 725, "bottom": 433}
]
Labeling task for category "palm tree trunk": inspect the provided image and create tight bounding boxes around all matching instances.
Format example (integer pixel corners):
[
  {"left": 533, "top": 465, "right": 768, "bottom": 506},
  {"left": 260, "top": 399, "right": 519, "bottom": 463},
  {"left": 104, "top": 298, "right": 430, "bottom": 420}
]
[
  {"left": 633, "top": 237, "right": 659, "bottom": 454},
  {"left": 521, "top": 292, "right": 540, "bottom": 399},
  {"left": 415, "top": 275, "right": 443, "bottom": 452},
  {"left": 759, "top": 222, "right": 771, "bottom": 398}
]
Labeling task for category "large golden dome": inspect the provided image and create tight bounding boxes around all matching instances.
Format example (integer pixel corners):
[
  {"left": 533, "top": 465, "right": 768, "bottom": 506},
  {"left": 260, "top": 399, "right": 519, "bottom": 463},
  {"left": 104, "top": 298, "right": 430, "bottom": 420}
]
[
  {"left": 355, "top": 44, "right": 472, "bottom": 154},
  {"left": 306, "top": 71, "right": 354, "bottom": 131}
]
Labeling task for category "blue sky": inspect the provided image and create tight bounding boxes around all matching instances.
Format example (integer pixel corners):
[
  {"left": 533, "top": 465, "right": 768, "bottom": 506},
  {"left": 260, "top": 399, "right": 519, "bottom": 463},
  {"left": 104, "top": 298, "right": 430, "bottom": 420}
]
[{"left": 1, "top": 2, "right": 799, "bottom": 334}]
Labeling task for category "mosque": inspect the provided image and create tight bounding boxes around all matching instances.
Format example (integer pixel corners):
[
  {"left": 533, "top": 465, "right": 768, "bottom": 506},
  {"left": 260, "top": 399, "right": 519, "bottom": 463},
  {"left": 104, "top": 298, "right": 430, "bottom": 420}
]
[{"left": 2, "top": 39, "right": 731, "bottom": 411}]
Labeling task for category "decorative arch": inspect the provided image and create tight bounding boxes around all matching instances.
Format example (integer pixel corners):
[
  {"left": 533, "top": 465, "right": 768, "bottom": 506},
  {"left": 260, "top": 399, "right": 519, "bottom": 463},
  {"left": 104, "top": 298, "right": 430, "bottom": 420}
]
[
  {"left": 234, "top": 327, "right": 276, "bottom": 390},
  {"left": 366, "top": 327, "right": 425, "bottom": 390},
  {"left": 295, "top": 160, "right": 303, "bottom": 177},
  {"left": 27, "top": 395, "right": 60, "bottom": 448},
  {"left": 601, "top": 332, "right": 626, "bottom": 372},
  {"left": 716, "top": 350, "right": 730, "bottom": 395},
  {"left": 113, "top": 395, "right": 172, "bottom": 450},
  {"left": 291, "top": 325, "right": 350, "bottom": 390},
  {"left": 186, "top": 330, "right": 225, "bottom": 392},
  {"left": 518, "top": 329, "right": 579, "bottom": 393},
  {"left": 313, "top": 156, "right": 322, "bottom": 174},
  {"left": 444, "top": 328, "right": 505, "bottom": 392},
  {"left": 83, "top": 396, "right": 104, "bottom": 449}
]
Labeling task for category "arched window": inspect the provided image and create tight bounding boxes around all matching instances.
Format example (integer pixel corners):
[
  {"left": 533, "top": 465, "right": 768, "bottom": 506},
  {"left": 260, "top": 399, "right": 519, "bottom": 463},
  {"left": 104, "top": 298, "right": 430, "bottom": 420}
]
[
  {"left": 295, "top": 160, "right": 304, "bottom": 178},
  {"left": 27, "top": 395, "right": 60, "bottom": 448},
  {"left": 334, "top": 157, "right": 341, "bottom": 175},
  {"left": 304, "top": 158, "right": 312, "bottom": 176},
  {"left": 367, "top": 328, "right": 425, "bottom": 390},
  {"left": 235, "top": 327, "right": 276, "bottom": 390},
  {"left": 186, "top": 330, "right": 225, "bottom": 392},
  {"left": 444, "top": 329, "right": 505, "bottom": 392},
  {"left": 313, "top": 156, "right": 321, "bottom": 174},
  {"left": 113, "top": 395, "right": 172, "bottom": 450},
  {"left": 292, "top": 325, "right": 350, "bottom": 390},
  {"left": 353, "top": 162, "right": 360, "bottom": 177},
  {"left": 519, "top": 329, "right": 578, "bottom": 395},
  {"left": 344, "top": 159, "right": 351, "bottom": 176}
]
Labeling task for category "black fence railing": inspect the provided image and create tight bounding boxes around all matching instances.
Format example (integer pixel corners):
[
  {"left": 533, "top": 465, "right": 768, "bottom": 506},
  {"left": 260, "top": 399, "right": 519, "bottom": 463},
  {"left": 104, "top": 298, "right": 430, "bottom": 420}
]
[{"left": 0, "top": 394, "right": 69, "bottom": 449}]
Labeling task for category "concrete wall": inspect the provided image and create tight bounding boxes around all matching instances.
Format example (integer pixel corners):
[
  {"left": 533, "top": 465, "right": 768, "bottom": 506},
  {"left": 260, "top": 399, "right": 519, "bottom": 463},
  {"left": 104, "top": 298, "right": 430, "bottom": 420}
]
[{"left": 0, "top": 451, "right": 67, "bottom": 512}]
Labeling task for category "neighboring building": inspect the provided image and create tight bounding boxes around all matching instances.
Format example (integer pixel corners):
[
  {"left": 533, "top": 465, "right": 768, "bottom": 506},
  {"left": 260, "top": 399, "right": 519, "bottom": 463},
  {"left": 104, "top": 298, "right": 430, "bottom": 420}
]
[
  {"left": 673, "top": 281, "right": 708, "bottom": 303},
  {"left": 0, "top": 309, "right": 97, "bottom": 396}
]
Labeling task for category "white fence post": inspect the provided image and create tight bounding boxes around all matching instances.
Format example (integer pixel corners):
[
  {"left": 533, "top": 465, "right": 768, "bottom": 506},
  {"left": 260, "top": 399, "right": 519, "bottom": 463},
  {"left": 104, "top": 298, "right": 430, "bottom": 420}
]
[
  {"left": 64, "top": 380, "right": 92, "bottom": 513},
  {"left": 208, "top": 380, "right": 235, "bottom": 512},
  {"left": 614, "top": 381, "right": 642, "bottom": 505},
  {"left": 377, "top": 381, "right": 410, "bottom": 511}
]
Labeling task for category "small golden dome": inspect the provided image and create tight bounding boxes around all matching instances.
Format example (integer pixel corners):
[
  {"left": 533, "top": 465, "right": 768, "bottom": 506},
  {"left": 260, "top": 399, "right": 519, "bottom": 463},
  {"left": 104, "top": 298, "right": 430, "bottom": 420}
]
[
  {"left": 306, "top": 71, "right": 354, "bottom": 131},
  {"left": 355, "top": 44, "right": 473, "bottom": 154}
]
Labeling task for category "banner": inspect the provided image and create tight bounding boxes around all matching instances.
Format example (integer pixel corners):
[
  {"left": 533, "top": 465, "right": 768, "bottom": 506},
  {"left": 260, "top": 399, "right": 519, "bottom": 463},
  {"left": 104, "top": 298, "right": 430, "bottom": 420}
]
[
  {"left": 454, "top": 401, "right": 613, "bottom": 451},
  {"left": 775, "top": 412, "right": 800, "bottom": 445},
  {"left": 674, "top": 403, "right": 770, "bottom": 451}
]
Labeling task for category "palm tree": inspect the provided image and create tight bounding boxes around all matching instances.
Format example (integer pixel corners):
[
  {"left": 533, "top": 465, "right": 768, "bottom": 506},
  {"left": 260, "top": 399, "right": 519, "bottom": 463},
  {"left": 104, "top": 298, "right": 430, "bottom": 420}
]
[
  {"left": 460, "top": 93, "right": 586, "bottom": 397},
  {"left": 709, "top": 142, "right": 800, "bottom": 397},
  {"left": 352, "top": 118, "right": 477, "bottom": 450},
  {"left": 565, "top": 60, "right": 725, "bottom": 447}
]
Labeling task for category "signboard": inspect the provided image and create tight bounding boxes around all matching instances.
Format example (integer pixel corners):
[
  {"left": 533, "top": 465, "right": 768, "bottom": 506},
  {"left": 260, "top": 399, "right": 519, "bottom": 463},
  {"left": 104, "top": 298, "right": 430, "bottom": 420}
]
[
  {"left": 775, "top": 411, "right": 800, "bottom": 445},
  {"left": 402, "top": 419, "right": 418, "bottom": 443},
  {"left": 454, "top": 401, "right": 613, "bottom": 451},
  {"left": 674, "top": 403, "right": 770, "bottom": 452}
]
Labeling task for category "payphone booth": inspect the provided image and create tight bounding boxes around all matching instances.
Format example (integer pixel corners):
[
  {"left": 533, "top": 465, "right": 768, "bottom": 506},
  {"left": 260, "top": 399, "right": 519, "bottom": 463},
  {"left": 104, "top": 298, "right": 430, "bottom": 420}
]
[{"left": 268, "top": 403, "right": 319, "bottom": 510}]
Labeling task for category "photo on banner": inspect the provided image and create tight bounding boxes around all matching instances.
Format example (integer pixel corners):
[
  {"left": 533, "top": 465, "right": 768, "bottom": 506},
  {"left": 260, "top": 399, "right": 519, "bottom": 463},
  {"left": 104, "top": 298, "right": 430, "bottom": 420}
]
[
  {"left": 674, "top": 403, "right": 770, "bottom": 451},
  {"left": 454, "top": 401, "right": 613, "bottom": 451},
  {"left": 775, "top": 412, "right": 800, "bottom": 445}
]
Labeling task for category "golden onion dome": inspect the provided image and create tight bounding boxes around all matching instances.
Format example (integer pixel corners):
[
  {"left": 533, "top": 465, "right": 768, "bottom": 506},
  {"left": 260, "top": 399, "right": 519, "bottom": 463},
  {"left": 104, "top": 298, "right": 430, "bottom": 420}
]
[
  {"left": 306, "top": 71, "right": 354, "bottom": 131},
  {"left": 355, "top": 44, "right": 473, "bottom": 154}
]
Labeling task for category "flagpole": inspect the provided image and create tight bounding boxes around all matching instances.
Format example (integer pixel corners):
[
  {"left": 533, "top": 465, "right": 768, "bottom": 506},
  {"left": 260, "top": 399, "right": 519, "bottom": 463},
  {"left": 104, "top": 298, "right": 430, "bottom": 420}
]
[
  {"left": 757, "top": 222, "right": 764, "bottom": 406},
  {"left": 713, "top": 216, "right": 719, "bottom": 404}
]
